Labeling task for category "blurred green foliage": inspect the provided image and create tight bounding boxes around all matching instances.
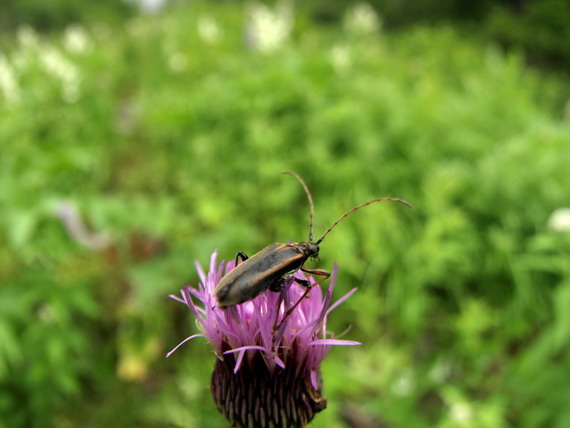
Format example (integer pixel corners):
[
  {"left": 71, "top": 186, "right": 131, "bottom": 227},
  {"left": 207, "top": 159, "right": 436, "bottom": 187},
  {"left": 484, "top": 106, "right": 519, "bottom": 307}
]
[
  {"left": 1, "top": 2, "right": 570, "bottom": 427},
  {"left": 305, "top": 0, "right": 570, "bottom": 70},
  {"left": 0, "top": 0, "right": 135, "bottom": 32},
  {"left": 4, "top": 0, "right": 570, "bottom": 70},
  {"left": 486, "top": 0, "right": 570, "bottom": 70}
]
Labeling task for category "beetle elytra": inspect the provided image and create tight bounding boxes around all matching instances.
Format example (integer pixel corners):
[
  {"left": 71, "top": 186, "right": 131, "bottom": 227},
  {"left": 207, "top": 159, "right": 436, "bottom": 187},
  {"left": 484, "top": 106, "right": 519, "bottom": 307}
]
[{"left": 212, "top": 171, "right": 411, "bottom": 310}]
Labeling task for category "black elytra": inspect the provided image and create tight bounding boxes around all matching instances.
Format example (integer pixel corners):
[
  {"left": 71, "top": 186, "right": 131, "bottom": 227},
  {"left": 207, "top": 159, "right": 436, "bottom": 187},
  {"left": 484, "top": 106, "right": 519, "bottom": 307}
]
[{"left": 212, "top": 171, "right": 411, "bottom": 308}]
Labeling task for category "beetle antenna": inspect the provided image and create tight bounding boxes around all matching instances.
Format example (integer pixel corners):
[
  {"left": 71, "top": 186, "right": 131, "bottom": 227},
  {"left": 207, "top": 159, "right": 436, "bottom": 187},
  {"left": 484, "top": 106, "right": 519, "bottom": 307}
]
[
  {"left": 315, "top": 197, "right": 412, "bottom": 245},
  {"left": 283, "top": 171, "right": 315, "bottom": 242}
]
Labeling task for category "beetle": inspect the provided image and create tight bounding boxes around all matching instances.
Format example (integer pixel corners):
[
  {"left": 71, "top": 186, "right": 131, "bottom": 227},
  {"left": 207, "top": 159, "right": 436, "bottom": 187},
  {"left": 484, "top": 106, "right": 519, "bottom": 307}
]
[{"left": 213, "top": 171, "right": 411, "bottom": 310}]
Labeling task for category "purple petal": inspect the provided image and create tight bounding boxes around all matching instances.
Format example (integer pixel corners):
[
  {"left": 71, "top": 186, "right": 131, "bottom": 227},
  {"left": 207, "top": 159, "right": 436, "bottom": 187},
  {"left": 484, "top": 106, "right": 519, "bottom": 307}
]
[
  {"left": 310, "top": 339, "right": 361, "bottom": 346},
  {"left": 326, "top": 287, "right": 357, "bottom": 316},
  {"left": 223, "top": 345, "right": 269, "bottom": 355},
  {"left": 224, "top": 346, "right": 272, "bottom": 373},
  {"left": 233, "top": 349, "right": 246, "bottom": 373},
  {"left": 209, "top": 250, "right": 218, "bottom": 275},
  {"left": 166, "top": 333, "right": 207, "bottom": 357},
  {"left": 310, "top": 370, "right": 318, "bottom": 390},
  {"left": 182, "top": 286, "right": 204, "bottom": 321},
  {"left": 194, "top": 261, "right": 206, "bottom": 285},
  {"left": 169, "top": 293, "right": 185, "bottom": 303},
  {"left": 273, "top": 354, "right": 285, "bottom": 369}
]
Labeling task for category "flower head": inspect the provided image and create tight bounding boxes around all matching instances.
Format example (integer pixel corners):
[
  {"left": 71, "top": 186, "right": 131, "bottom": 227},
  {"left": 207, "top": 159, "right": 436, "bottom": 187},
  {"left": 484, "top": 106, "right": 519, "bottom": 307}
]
[
  {"left": 168, "top": 250, "right": 359, "bottom": 427},
  {"left": 343, "top": 3, "right": 381, "bottom": 36},
  {"left": 548, "top": 207, "right": 570, "bottom": 233},
  {"left": 245, "top": 1, "right": 293, "bottom": 53}
]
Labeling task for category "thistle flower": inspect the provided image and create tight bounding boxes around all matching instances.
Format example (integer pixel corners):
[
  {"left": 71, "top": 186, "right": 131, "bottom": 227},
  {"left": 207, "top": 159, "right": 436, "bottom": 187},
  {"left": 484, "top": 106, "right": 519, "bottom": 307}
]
[
  {"left": 245, "top": 1, "right": 293, "bottom": 53},
  {"left": 168, "top": 250, "right": 360, "bottom": 427}
]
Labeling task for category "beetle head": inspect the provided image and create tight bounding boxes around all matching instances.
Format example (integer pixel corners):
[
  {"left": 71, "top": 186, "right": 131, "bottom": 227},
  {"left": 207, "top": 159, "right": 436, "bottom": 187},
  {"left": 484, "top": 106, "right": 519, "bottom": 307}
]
[{"left": 298, "top": 241, "right": 319, "bottom": 259}]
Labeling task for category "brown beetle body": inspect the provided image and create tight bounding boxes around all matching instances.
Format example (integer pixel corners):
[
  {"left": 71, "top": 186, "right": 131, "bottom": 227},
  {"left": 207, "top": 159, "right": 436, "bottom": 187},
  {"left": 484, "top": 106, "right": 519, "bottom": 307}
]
[{"left": 213, "top": 242, "right": 318, "bottom": 307}]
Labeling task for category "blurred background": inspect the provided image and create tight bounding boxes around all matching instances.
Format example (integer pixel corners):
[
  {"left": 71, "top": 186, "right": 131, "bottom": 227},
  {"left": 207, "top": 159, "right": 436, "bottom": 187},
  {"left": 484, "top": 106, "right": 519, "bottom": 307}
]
[{"left": 1, "top": 0, "right": 570, "bottom": 427}]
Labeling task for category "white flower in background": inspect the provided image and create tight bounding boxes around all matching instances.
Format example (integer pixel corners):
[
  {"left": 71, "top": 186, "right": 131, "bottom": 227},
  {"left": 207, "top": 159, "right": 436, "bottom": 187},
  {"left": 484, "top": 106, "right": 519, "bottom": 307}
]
[
  {"left": 245, "top": 1, "right": 293, "bottom": 53},
  {"left": 37, "top": 303, "right": 57, "bottom": 323},
  {"left": 548, "top": 208, "right": 570, "bottom": 232},
  {"left": 391, "top": 370, "right": 415, "bottom": 397},
  {"left": 39, "top": 46, "right": 80, "bottom": 103},
  {"left": 168, "top": 52, "right": 187, "bottom": 73},
  {"left": 63, "top": 25, "right": 91, "bottom": 54},
  {"left": 7, "top": 27, "right": 84, "bottom": 104},
  {"left": 330, "top": 44, "right": 351, "bottom": 73},
  {"left": 54, "top": 200, "right": 112, "bottom": 250},
  {"left": 132, "top": 0, "right": 167, "bottom": 14},
  {"left": 343, "top": 3, "right": 381, "bottom": 36},
  {"left": 0, "top": 55, "right": 21, "bottom": 105},
  {"left": 428, "top": 359, "right": 451, "bottom": 383},
  {"left": 198, "top": 16, "right": 222, "bottom": 44},
  {"left": 441, "top": 388, "right": 476, "bottom": 427},
  {"left": 450, "top": 401, "right": 474, "bottom": 425},
  {"left": 17, "top": 26, "right": 40, "bottom": 50},
  {"left": 11, "top": 50, "right": 30, "bottom": 72}
]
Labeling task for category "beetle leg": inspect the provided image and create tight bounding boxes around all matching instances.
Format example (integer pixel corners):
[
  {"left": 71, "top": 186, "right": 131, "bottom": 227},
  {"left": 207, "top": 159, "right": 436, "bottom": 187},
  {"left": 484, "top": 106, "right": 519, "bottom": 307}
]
[
  {"left": 235, "top": 252, "right": 248, "bottom": 265},
  {"left": 274, "top": 286, "right": 313, "bottom": 333},
  {"left": 300, "top": 267, "right": 330, "bottom": 286},
  {"left": 269, "top": 277, "right": 308, "bottom": 292},
  {"left": 269, "top": 269, "right": 302, "bottom": 292},
  {"left": 269, "top": 279, "right": 284, "bottom": 292},
  {"left": 274, "top": 268, "right": 331, "bottom": 332},
  {"left": 294, "top": 278, "right": 311, "bottom": 288}
]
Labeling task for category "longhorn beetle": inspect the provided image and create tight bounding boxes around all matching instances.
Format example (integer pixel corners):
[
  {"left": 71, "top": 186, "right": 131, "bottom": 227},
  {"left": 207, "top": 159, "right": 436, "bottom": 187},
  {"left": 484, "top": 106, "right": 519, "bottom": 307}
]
[{"left": 213, "top": 171, "right": 411, "bottom": 318}]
